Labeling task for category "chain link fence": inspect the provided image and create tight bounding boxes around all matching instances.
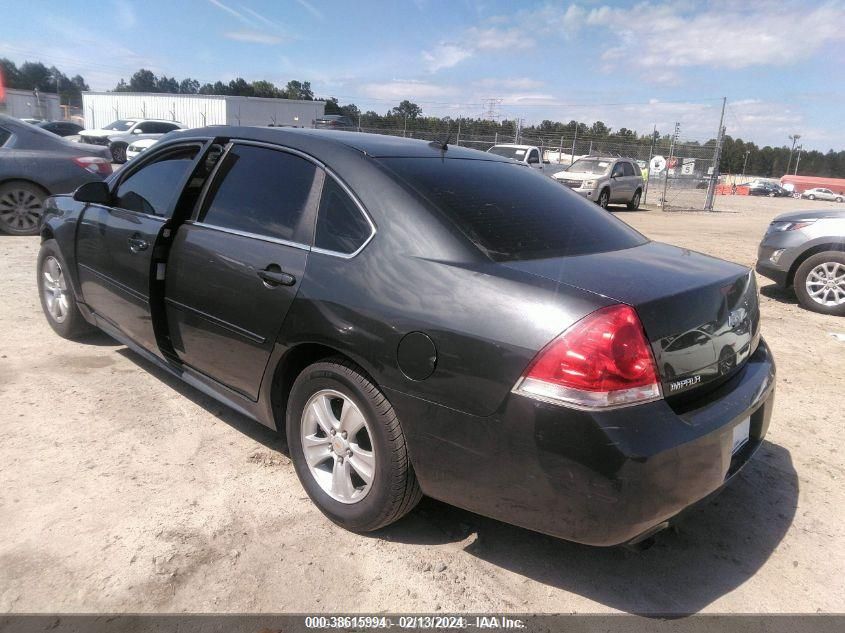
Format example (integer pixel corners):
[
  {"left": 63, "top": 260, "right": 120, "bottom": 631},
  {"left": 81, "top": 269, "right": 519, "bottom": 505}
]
[{"left": 338, "top": 114, "right": 722, "bottom": 211}]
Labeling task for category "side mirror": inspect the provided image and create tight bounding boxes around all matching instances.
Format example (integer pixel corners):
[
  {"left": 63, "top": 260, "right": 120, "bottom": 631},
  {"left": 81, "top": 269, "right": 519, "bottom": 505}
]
[{"left": 73, "top": 181, "right": 111, "bottom": 205}]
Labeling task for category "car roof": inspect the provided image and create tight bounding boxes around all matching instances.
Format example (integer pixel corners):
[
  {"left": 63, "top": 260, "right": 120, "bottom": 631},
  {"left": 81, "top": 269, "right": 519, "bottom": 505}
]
[{"left": 180, "top": 126, "right": 514, "bottom": 161}]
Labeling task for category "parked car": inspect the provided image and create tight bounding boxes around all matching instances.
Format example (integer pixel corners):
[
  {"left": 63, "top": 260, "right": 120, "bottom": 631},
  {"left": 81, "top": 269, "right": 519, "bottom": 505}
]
[
  {"left": 486, "top": 144, "right": 549, "bottom": 170},
  {"left": 313, "top": 115, "right": 354, "bottom": 130},
  {"left": 552, "top": 156, "right": 643, "bottom": 210},
  {"left": 747, "top": 181, "right": 790, "bottom": 197},
  {"left": 125, "top": 137, "right": 160, "bottom": 161},
  {"left": 78, "top": 118, "right": 186, "bottom": 163},
  {"left": 756, "top": 209, "right": 845, "bottom": 315},
  {"left": 36, "top": 120, "right": 84, "bottom": 137},
  {"left": 800, "top": 187, "right": 844, "bottom": 202},
  {"left": 0, "top": 114, "right": 111, "bottom": 235},
  {"left": 38, "top": 129, "right": 774, "bottom": 547}
]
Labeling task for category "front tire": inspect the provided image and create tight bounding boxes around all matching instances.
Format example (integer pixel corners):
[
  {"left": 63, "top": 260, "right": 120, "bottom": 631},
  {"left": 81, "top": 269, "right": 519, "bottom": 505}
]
[
  {"left": 794, "top": 251, "right": 845, "bottom": 316},
  {"left": 626, "top": 189, "right": 641, "bottom": 210},
  {"left": 808, "top": 194, "right": 816, "bottom": 200},
  {"left": 111, "top": 143, "right": 127, "bottom": 164},
  {"left": 836, "top": 197, "right": 843, "bottom": 203},
  {"left": 37, "top": 239, "right": 95, "bottom": 338},
  {"left": 597, "top": 188, "right": 610, "bottom": 209},
  {"left": 286, "top": 358, "right": 422, "bottom": 532},
  {"left": 0, "top": 181, "right": 47, "bottom": 236}
]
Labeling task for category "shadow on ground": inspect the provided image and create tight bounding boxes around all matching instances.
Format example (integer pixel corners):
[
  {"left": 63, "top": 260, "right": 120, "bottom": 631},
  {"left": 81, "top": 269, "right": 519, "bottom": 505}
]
[
  {"left": 760, "top": 283, "right": 799, "bottom": 306},
  {"left": 114, "top": 345, "right": 796, "bottom": 617}
]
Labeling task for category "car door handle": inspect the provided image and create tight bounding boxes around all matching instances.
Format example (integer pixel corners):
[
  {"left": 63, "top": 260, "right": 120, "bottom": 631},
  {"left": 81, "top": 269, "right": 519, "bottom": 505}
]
[
  {"left": 257, "top": 267, "right": 296, "bottom": 287},
  {"left": 127, "top": 237, "right": 148, "bottom": 253}
]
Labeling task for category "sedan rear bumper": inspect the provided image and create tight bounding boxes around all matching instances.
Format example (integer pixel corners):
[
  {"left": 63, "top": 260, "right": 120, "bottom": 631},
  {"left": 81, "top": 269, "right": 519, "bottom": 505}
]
[{"left": 388, "top": 339, "right": 775, "bottom": 546}]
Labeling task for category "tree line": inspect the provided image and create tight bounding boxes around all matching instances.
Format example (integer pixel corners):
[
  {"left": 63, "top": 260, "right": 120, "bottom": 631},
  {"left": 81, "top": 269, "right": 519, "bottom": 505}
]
[
  {"left": 3, "top": 61, "right": 845, "bottom": 179},
  {"left": 0, "top": 59, "right": 89, "bottom": 107}
]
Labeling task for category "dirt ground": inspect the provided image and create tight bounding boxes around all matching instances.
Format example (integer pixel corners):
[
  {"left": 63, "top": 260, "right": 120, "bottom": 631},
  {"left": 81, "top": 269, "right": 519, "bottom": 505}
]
[{"left": 1, "top": 194, "right": 843, "bottom": 615}]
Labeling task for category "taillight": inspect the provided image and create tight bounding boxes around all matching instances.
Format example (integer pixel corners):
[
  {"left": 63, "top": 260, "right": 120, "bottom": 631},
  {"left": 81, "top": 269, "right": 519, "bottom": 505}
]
[
  {"left": 513, "top": 304, "right": 662, "bottom": 410},
  {"left": 73, "top": 157, "right": 112, "bottom": 176}
]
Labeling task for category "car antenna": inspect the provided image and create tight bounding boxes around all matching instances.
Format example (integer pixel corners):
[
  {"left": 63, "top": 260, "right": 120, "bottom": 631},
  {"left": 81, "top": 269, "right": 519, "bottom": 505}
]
[{"left": 429, "top": 123, "right": 453, "bottom": 151}]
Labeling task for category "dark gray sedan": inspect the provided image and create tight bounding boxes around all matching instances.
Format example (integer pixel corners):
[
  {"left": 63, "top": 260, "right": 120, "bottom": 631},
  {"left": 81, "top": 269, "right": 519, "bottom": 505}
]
[
  {"left": 756, "top": 209, "right": 845, "bottom": 315},
  {"left": 0, "top": 114, "right": 112, "bottom": 235}
]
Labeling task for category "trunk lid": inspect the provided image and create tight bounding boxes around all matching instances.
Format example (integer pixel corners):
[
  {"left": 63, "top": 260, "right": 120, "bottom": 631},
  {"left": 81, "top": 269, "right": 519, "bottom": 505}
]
[{"left": 504, "top": 241, "right": 760, "bottom": 397}]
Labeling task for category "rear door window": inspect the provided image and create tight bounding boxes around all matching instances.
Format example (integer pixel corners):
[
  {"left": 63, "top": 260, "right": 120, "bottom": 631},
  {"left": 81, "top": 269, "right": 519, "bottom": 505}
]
[
  {"left": 114, "top": 145, "right": 200, "bottom": 217},
  {"left": 622, "top": 162, "right": 635, "bottom": 177},
  {"left": 0, "top": 126, "right": 11, "bottom": 147},
  {"left": 381, "top": 158, "right": 647, "bottom": 261},
  {"left": 198, "top": 144, "right": 318, "bottom": 244},
  {"left": 314, "top": 176, "right": 373, "bottom": 255}
]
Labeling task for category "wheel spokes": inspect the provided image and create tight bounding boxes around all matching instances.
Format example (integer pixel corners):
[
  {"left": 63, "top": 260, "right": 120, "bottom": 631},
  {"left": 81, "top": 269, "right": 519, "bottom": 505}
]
[
  {"left": 331, "top": 458, "right": 355, "bottom": 499},
  {"left": 348, "top": 448, "right": 375, "bottom": 485},
  {"left": 302, "top": 433, "right": 333, "bottom": 467},
  {"left": 340, "top": 400, "right": 366, "bottom": 437}
]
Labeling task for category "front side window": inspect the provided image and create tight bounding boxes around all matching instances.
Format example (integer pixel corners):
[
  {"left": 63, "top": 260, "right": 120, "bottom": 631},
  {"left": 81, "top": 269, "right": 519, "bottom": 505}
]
[
  {"left": 0, "top": 126, "right": 11, "bottom": 147},
  {"left": 199, "top": 144, "right": 317, "bottom": 243},
  {"left": 621, "top": 162, "right": 635, "bottom": 177},
  {"left": 315, "top": 177, "right": 372, "bottom": 254},
  {"left": 114, "top": 145, "right": 199, "bottom": 217}
]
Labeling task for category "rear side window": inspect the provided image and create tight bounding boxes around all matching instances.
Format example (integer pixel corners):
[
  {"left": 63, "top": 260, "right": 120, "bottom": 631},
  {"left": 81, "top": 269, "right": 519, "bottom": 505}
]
[
  {"left": 622, "top": 162, "right": 635, "bottom": 177},
  {"left": 0, "top": 126, "right": 10, "bottom": 146},
  {"left": 381, "top": 158, "right": 647, "bottom": 261},
  {"left": 199, "top": 144, "right": 317, "bottom": 243},
  {"left": 114, "top": 145, "right": 199, "bottom": 217},
  {"left": 315, "top": 177, "right": 372, "bottom": 254}
]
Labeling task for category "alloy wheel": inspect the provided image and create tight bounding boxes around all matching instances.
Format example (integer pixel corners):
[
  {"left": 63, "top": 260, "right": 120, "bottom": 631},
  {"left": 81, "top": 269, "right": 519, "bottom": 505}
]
[
  {"left": 42, "top": 256, "right": 70, "bottom": 323},
  {"left": 0, "top": 188, "right": 43, "bottom": 234},
  {"left": 805, "top": 262, "right": 845, "bottom": 307},
  {"left": 300, "top": 389, "right": 375, "bottom": 504},
  {"left": 598, "top": 190, "right": 609, "bottom": 209}
]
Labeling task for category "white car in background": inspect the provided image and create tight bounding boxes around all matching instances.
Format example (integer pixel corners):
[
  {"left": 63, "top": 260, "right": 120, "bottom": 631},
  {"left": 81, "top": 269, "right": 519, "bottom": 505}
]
[
  {"left": 801, "top": 187, "right": 844, "bottom": 202},
  {"left": 125, "top": 137, "right": 159, "bottom": 161},
  {"left": 78, "top": 118, "right": 185, "bottom": 163}
]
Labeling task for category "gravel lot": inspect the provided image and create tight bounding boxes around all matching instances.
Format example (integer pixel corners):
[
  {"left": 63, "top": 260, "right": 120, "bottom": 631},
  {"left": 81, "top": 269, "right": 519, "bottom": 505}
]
[{"left": 1, "top": 194, "right": 843, "bottom": 615}]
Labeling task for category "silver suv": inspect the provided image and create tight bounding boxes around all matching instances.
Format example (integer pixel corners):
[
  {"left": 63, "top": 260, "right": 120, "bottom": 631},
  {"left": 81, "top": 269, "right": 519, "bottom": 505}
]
[{"left": 552, "top": 157, "right": 643, "bottom": 210}]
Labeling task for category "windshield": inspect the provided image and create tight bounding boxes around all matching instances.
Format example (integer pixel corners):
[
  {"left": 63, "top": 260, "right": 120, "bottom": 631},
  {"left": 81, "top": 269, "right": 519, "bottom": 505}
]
[
  {"left": 381, "top": 157, "right": 647, "bottom": 261},
  {"left": 566, "top": 159, "right": 611, "bottom": 175},
  {"left": 103, "top": 120, "right": 134, "bottom": 131},
  {"left": 487, "top": 146, "right": 528, "bottom": 161}
]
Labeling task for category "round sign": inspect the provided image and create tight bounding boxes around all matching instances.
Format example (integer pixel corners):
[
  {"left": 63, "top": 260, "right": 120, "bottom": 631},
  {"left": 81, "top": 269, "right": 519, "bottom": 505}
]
[{"left": 650, "top": 155, "right": 666, "bottom": 173}]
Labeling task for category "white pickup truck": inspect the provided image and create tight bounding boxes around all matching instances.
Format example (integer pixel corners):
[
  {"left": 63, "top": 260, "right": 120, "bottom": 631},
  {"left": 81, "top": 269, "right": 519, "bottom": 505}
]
[{"left": 486, "top": 144, "right": 548, "bottom": 169}]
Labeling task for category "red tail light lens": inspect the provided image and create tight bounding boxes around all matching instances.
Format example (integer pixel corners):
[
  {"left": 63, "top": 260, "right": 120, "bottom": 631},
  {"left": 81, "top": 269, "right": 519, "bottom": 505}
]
[
  {"left": 513, "top": 304, "right": 662, "bottom": 410},
  {"left": 73, "top": 157, "right": 112, "bottom": 176}
]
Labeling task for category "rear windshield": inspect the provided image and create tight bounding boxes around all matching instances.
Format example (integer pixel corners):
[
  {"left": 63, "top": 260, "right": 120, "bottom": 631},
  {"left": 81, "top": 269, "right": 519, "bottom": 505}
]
[{"left": 380, "top": 157, "right": 647, "bottom": 261}]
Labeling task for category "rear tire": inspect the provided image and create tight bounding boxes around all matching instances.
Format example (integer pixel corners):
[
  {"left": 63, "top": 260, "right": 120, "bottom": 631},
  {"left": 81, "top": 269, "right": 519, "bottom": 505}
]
[
  {"left": 286, "top": 358, "right": 422, "bottom": 532},
  {"left": 794, "top": 251, "right": 845, "bottom": 316},
  {"left": 836, "top": 197, "right": 843, "bottom": 203},
  {"left": 0, "top": 181, "right": 47, "bottom": 236},
  {"left": 597, "top": 188, "right": 610, "bottom": 209},
  {"left": 808, "top": 194, "right": 816, "bottom": 200},
  {"left": 626, "top": 189, "right": 641, "bottom": 210},
  {"left": 37, "top": 239, "right": 95, "bottom": 338}
]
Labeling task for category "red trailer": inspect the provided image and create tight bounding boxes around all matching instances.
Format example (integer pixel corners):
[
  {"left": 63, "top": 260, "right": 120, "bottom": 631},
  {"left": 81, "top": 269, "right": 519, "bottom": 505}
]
[{"left": 781, "top": 175, "right": 845, "bottom": 195}]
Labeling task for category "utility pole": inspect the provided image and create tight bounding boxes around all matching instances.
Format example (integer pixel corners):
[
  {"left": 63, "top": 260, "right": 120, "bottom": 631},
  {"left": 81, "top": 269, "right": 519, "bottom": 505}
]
[
  {"left": 456, "top": 118, "right": 461, "bottom": 146},
  {"left": 741, "top": 150, "right": 751, "bottom": 181},
  {"left": 643, "top": 124, "right": 657, "bottom": 204},
  {"left": 786, "top": 134, "right": 801, "bottom": 175},
  {"left": 403, "top": 114, "right": 407, "bottom": 137},
  {"left": 663, "top": 121, "right": 681, "bottom": 210},
  {"left": 558, "top": 136, "right": 564, "bottom": 164},
  {"left": 705, "top": 97, "right": 727, "bottom": 211},
  {"left": 794, "top": 145, "right": 803, "bottom": 175},
  {"left": 570, "top": 127, "right": 578, "bottom": 166}
]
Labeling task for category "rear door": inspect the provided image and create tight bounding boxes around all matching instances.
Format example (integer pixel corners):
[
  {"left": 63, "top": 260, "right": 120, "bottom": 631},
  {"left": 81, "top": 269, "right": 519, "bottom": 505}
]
[
  {"left": 164, "top": 142, "right": 322, "bottom": 399},
  {"left": 75, "top": 141, "right": 205, "bottom": 353},
  {"left": 609, "top": 161, "right": 628, "bottom": 201}
]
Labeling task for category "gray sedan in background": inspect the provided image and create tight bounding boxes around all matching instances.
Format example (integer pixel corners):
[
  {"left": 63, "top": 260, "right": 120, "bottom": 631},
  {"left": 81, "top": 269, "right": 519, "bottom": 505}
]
[
  {"left": 756, "top": 209, "right": 845, "bottom": 315},
  {"left": 0, "top": 115, "right": 112, "bottom": 235}
]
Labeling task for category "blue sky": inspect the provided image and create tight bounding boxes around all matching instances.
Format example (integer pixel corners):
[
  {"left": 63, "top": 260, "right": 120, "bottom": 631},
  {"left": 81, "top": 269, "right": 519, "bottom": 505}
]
[{"left": 2, "top": 0, "right": 844, "bottom": 149}]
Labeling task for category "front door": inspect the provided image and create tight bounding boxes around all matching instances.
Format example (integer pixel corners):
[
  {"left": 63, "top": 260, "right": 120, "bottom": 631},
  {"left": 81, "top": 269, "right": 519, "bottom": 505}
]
[
  {"left": 76, "top": 143, "right": 203, "bottom": 353},
  {"left": 164, "top": 142, "right": 322, "bottom": 399}
]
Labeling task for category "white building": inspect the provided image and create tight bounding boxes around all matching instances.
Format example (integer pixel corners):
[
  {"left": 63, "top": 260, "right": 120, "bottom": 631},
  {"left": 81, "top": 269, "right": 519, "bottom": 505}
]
[
  {"left": 0, "top": 89, "right": 60, "bottom": 121},
  {"left": 81, "top": 92, "right": 326, "bottom": 130}
]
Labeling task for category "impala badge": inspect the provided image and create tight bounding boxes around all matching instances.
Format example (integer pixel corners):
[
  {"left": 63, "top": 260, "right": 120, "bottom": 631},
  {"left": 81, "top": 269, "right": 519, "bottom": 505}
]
[{"left": 669, "top": 375, "right": 702, "bottom": 392}]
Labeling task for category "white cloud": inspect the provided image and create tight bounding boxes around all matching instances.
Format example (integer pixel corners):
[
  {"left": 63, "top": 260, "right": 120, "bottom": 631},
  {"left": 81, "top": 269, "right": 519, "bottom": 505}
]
[
  {"left": 465, "top": 26, "right": 532, "bottom": 51},
  {"left": 473, "top": 77, "right": 545, "bottom": 90},
  {"left": 359, "top": 80, "right": 455, "bottom": 101},
  {"left": 112, "top": 0, "right": 137, "bottom": 29},
  {"left": 422, "top": 44, "right": 473, "bottom": 72},
  {"left": 208, "top": 0, "right": 253, "bottom": 25},
  {"left": 571, "top": 1, "right": 845, "bottom": 76},
  {"left": 294, "top": 0, "right": 324, "bottom": 21},
  {"left": 223, "top": 30, "right": 285, "bottom": 45}
]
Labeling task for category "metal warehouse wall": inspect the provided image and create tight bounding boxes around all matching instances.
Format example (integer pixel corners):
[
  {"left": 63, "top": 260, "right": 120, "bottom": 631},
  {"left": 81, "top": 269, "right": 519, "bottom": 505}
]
[
  {"left": 0, "top": 89, "right": 60, "bottom": 121},
  {"left": 81, "top": 93, "right": 326, "bottom": 130},
  {"left": 82, "top": 93, "right": 227, "bottom": 129},
  {"left": 224, "top": 97, "right": 325, "bottom": 127}
]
